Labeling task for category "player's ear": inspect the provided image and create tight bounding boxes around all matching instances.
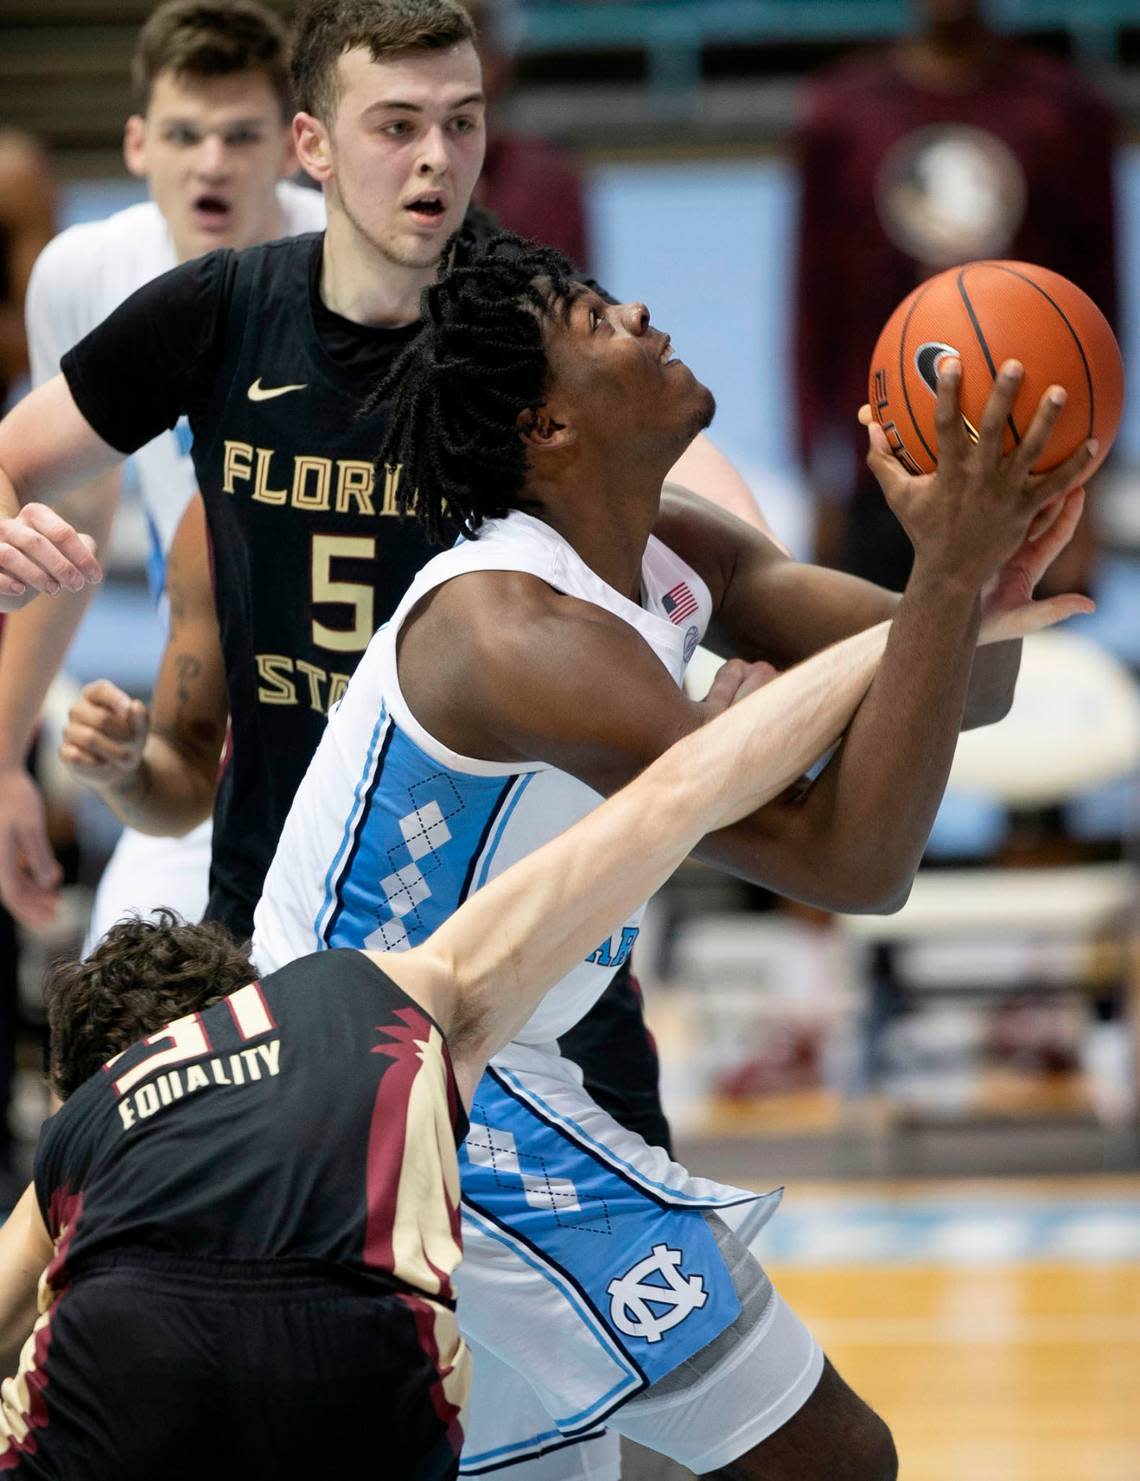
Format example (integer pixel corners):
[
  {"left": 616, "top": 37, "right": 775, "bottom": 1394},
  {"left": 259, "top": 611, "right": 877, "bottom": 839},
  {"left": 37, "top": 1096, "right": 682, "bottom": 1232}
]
[
  {"left": 123, "top": 115, "right": 147, "bottom": 178},
  {"left": 294, "top": 112, "right": 332, "bottom": 185},
  {"left": 517, "top": 406, "right": 576, "bottom": 453}
]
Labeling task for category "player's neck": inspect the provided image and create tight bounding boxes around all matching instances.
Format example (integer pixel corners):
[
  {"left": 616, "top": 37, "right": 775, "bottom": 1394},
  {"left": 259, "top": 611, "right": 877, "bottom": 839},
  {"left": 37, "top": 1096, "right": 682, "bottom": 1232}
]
[
  {"left": 319, "top": 211, "right": 435, "bottom": 328},
  {"left": 526, "top": 461, "right": 665, "bottom": 602}
]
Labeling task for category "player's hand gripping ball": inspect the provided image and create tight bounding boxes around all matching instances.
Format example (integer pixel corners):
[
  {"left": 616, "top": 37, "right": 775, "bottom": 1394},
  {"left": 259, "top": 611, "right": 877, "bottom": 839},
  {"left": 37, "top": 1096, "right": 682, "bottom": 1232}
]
[{"left": 869, "top": 261, "right": 1123, "bottom": 479}]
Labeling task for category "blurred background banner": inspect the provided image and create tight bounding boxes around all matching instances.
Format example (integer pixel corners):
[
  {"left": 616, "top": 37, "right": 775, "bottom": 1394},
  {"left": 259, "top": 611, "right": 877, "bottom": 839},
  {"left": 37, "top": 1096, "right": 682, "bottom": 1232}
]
[{"left": 1, "top": 4, "right": 1138, "bottom": 1477}]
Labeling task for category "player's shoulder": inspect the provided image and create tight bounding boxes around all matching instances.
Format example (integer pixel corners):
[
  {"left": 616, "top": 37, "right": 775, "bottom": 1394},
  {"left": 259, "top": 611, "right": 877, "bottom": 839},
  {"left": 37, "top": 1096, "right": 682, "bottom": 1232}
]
[
  {"left": 29, "top": 200, "right": 171, "bottom": 306},
  {"left": 427, "top": 562, "right": 582, "bottom": 638},
  {"left": 418, "top": 565, "right": 631, "bottom": 692},
  {"left": 231, "top": 220, "right": 323, "bottom": 288}
]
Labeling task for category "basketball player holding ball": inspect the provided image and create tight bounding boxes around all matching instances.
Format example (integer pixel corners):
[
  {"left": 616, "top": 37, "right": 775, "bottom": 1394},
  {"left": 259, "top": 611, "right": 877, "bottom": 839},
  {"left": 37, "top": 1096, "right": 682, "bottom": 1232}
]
[{"left": 246, "top": 234, "right": 1098, "bottom": 1480}]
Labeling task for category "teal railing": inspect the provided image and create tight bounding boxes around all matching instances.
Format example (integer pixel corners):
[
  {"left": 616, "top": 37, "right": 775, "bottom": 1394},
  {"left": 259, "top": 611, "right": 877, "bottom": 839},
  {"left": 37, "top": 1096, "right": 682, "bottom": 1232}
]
[{"left": 521, "top": 2, "right": 1137, "bottom": 91}]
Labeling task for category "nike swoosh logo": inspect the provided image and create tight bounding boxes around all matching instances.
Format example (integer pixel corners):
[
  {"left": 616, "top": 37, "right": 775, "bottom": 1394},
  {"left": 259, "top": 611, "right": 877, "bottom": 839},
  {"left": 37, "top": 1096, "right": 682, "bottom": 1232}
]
[
  {"left": 914, "top": 341, "right": 959, "bottom": 399},
  {"left": 248, "top": 378, "right": 307, "bottom": 401},
  {"left": 914, "top": 342, "right": 979, "bottom": 443}
]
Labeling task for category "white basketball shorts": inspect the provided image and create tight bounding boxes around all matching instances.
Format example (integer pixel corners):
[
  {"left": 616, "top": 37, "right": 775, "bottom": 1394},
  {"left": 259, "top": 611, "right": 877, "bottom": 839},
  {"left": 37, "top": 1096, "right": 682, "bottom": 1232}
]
[
  {"left": 455, "top": 1042, "right": 823, "bottom": 1476},
  {"left": 83, "top": 819, "right": 213, "bottom": 954}
]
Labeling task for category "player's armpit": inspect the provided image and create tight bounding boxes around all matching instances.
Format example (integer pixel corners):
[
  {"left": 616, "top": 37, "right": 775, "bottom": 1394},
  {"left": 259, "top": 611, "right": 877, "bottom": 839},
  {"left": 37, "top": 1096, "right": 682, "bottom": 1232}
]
[
  {"left": 655, "top": 485, "right": 898, "bottom": 666},
  {"left": 656, "top": 488, "right": 1034, "bottom": 730}
]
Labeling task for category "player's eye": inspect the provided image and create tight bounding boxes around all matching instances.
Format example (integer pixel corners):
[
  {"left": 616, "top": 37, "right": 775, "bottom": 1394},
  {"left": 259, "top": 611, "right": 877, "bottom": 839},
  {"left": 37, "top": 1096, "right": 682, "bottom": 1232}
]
[
  {"left": 589, "top": 309, "right": 600, "bottom": 331},
  {"left": 164, "top": 125, "right": 200, "bottom": 147},
  {"left": 225, "top": 127, "right": 263, "bottom": 147},
  {"left": 382, "top": 120, "right": 412, "bottom": 137}
]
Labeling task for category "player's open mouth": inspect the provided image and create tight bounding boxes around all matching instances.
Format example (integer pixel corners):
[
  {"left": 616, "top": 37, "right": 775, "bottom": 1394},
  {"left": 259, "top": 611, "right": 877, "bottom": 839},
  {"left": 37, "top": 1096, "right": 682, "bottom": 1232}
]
[
  {"left": 193, "top": 194, "right": 232, "bottom": 225},
  {"left": 658, "top": 336, "right": 680, "bottom": 367},
  {"left": 405, "top": 194, "right": 447, "bottom": 224}
]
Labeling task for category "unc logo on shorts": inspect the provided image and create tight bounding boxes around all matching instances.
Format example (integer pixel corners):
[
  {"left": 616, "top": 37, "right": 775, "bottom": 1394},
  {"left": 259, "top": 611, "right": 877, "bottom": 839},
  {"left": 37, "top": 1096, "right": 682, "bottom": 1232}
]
[{"left": 607, "top": 1244, "right": 708, "bottom": 1343}]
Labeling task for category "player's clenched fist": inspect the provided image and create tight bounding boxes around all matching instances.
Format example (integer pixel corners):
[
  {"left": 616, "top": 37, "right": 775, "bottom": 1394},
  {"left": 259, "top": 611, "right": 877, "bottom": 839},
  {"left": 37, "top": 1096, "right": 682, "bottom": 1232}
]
[
  {"left": 0, "top": 503, "right": 102, "bottom": 613},
  {"left": 60, "top": 680, "right": 149, "bottom": 791}
]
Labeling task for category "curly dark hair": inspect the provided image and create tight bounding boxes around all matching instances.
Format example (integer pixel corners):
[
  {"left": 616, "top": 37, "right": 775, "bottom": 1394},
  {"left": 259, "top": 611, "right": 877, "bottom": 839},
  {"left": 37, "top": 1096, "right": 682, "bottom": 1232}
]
[
  {"left": 44, "top": 911, "right": 255, "bottom": 1101},
  {"left": 370, "top": 230, "right": 575, "bottom": 545}
]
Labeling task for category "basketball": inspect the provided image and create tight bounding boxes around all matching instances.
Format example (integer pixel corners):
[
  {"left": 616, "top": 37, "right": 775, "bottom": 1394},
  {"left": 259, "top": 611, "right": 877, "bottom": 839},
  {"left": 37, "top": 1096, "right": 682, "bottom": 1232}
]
[{"left": 868, "top": 260, "right": 1124, "bottom": 480}]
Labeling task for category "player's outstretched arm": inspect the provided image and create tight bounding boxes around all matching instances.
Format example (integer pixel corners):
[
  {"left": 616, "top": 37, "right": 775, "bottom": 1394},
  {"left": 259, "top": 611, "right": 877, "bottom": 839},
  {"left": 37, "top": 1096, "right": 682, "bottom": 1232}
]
[
  {"left": 0, "top": 1183, "right": 51, "bottom": 1378},
  {"left": 387, "top": 618, "right": 893, "bottom": 1102},
  {"left": 0, "top": 471, "right": 121, "bottom": 926},
  {"left": 58, "top": 495, "right": 227, "bottom": 836}
]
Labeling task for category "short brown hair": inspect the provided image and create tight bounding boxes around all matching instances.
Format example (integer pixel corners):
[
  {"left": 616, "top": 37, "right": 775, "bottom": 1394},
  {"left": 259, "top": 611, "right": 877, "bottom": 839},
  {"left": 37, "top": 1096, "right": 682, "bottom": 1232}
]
[
  {"left": 45, "top": 911, "right": 255, "bottom": 1101},
  {"left": 293, "top": 0, "right": 476, "bottom": 122},
  {"left": 133, "top": 0, "right": 294, "bottom": 118}
]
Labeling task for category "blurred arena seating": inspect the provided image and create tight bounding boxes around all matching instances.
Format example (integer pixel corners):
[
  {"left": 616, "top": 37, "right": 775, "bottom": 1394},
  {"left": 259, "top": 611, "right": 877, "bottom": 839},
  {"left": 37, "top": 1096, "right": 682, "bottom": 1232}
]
[
  {"left": 839, "top": 630, "right": 1140, "bottom": 1141},
  {"left": 5, "top": 1, "right": 1140, "bottom": 167}
]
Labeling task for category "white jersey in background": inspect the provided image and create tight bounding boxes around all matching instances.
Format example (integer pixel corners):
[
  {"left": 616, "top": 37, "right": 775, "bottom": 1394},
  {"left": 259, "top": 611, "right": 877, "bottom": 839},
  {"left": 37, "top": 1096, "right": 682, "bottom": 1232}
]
[
  {"left": 253, "top": 512, "right": 823, "bottom": 1481},
  {"left": 253, "top": 508, "right": 713, "bottom": 1042},
  {"left": 24, "top": 181, "right": 327, "bottom": 949}
]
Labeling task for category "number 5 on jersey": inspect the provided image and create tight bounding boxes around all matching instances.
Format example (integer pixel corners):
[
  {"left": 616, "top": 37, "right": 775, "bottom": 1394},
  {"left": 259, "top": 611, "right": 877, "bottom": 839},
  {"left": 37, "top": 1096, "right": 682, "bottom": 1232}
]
[{"left": 312, "top": 533, "right": 377, "bottom": 652}]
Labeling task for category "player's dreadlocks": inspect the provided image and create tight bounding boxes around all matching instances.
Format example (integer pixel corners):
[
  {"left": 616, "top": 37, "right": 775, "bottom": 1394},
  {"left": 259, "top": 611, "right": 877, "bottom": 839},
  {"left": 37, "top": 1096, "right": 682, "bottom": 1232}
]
[{"left": 370, "top": 231, "right": 575, "bottom": 546}]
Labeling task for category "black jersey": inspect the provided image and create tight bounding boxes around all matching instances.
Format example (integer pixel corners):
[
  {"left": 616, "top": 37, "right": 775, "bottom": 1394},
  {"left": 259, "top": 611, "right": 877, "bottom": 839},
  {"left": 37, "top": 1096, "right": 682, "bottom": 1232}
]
[
  {"left": 61, "top": 231, "right": 483, "bottom": 935},
  {"left": 34, "top": 950, "right": 468, "bottom": 1300}
]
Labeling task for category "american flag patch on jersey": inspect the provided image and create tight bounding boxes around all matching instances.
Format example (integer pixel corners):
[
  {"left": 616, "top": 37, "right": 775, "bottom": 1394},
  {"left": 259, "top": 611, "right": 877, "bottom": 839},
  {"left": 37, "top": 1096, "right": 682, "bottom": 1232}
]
[{"left": 662, "top": 581, "right": 698, "bottom": 624}]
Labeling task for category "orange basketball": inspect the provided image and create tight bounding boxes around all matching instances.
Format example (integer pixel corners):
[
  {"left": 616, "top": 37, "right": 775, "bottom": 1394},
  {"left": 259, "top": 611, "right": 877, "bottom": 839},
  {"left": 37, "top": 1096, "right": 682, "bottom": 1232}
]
[{"left": 868, "top": 260, "right": 1123, "bottom": 481}]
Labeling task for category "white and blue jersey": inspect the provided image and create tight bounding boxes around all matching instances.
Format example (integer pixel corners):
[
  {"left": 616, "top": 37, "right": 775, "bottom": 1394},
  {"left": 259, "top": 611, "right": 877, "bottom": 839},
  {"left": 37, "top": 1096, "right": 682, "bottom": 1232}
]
[
  {"left": 253, "top": 508, "right": 714, "bottom": 1045},
  {"left": 252, "top": 510, "right": 817, "bottom": 1478}
]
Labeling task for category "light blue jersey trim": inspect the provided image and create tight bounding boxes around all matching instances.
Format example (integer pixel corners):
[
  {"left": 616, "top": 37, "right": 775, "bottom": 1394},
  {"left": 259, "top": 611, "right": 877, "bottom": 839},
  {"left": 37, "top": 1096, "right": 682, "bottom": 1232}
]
[
  {"left": 492, "top": 1066, "right": 765, "bottom": 1212},
  {"left": 460, "top": 1203, "right": 644, "bottom": 1431},
  {"left": 312, "top": 704, "right": 389, "bottom": 950},
  {"left": 473, "top": 773, "right": 536, "bottom": 893}
]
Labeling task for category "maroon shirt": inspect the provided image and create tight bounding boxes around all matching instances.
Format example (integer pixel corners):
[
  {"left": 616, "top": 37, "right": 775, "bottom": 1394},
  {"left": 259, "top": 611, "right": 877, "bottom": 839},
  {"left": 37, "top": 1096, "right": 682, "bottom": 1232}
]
[{"left": 794, "top": 41, "right": 1117, "bottom": 571}]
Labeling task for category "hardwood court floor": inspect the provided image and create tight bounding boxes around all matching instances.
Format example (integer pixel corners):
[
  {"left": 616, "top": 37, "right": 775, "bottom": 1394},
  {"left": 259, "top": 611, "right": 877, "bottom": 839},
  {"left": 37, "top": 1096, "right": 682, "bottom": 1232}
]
[
  {"left": 622, "top": 1179, "right": 1140, "bottom": 1481},
  {"left": 773, "top": 1259, "right": 1140, "bottom": 1481}
]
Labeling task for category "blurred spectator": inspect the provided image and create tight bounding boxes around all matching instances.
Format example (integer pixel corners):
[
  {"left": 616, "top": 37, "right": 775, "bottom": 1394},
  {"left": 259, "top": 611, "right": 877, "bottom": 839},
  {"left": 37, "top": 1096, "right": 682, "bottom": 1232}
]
[
  {"left": 794, "top": 0, "right": 1117, "bottom": 594},
  {"left": 0, "top": 132, "right": 54, "bottom": 411},
  {"left": 0, "top": 128, "right": 54, "bottom": 1208},
  {"left": 464, "top": 0, "right": 591, "bottom": 270}
]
